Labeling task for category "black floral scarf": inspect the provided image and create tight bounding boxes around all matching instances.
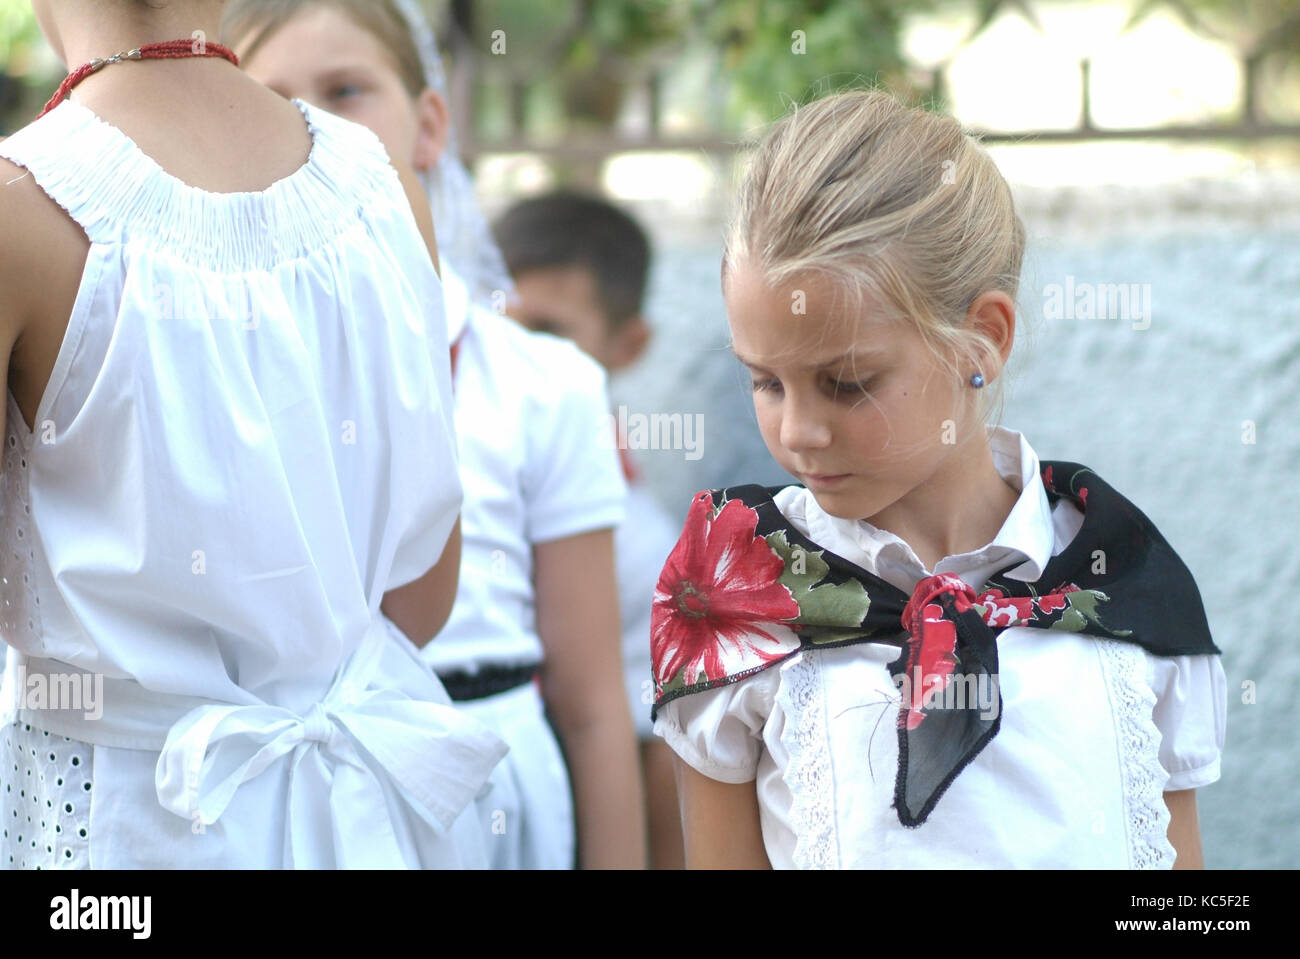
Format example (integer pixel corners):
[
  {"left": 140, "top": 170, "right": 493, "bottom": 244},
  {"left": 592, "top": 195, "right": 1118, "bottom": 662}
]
[{"left": 649, "top": 462, "right": 1218, "bottom": 827}]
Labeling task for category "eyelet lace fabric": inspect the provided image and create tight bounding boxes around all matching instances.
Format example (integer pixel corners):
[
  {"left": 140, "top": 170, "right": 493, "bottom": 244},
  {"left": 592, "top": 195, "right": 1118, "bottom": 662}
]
[
  {"left": 776, "top": 653, "right": 839, "bottom": 870},
  {"left": 1, "top": 397, "right": 42, "bottom": 650},
  {"left": 1096, "top": 638, "right": 1175, "bottom": 869},
  {"left": 3, "top": 399, "right": 94, "bottom": 870},
  {"left": 1, "top": 721, "right": 93, "bottom": 869}
]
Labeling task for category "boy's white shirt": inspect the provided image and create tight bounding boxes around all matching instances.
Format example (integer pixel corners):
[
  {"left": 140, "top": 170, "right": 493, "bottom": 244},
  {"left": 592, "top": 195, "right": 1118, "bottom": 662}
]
[{"left": 422, "top": 266, "right": 628, "bottom": 674}]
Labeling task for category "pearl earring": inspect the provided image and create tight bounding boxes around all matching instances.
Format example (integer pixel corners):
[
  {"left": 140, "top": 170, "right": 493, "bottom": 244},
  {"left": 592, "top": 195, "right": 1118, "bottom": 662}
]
[{"left": 970, "top": 373, "right": 985, "bottom": 389}]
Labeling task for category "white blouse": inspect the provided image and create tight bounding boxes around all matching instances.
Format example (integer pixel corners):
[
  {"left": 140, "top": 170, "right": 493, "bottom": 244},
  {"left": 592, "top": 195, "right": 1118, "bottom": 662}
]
[
  {"left": 0, "top": 98, "right": 506, "bottom": 868},
  {"left": 655, "top": 428, "right": 1226, "bottom": 868}
]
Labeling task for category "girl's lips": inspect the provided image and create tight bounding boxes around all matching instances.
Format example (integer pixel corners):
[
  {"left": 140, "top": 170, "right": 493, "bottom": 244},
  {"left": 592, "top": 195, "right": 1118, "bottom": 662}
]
[{"left": 802, "top": 472, "right": 851, "bottom": 487}]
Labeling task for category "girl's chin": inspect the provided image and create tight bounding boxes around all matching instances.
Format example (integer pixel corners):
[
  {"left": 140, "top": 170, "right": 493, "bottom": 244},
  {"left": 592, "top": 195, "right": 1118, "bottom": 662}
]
[
  {"left": 806, "top": 488, "right": 871, "bottom": 521},
  {"left": 804, "top": 482, "right": 906, "bottom": 526}
]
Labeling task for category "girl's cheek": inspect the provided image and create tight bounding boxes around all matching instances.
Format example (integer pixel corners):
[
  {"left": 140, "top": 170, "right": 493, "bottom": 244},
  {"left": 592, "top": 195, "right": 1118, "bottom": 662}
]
[{"left": 756, "top": 409, "right": 786, "bottom": 452}]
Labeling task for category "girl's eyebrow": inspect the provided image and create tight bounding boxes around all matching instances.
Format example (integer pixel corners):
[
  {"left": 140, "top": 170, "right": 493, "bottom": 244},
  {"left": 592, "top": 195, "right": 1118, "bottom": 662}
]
[
  {"left": 729, "top": 344, "right": 888, "bottom": 371},
  {"left": 315, "top": 63, "right": 382, "bottom": 81}
]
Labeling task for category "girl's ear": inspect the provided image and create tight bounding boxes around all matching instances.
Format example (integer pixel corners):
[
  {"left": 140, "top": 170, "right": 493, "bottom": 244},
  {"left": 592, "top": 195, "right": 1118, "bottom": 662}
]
[
  {"left": 412, "top": 89, "right": 450, "bottom": 173},
  {"left": 966, "top": 290, "right": 1016, "bottom": 379}
]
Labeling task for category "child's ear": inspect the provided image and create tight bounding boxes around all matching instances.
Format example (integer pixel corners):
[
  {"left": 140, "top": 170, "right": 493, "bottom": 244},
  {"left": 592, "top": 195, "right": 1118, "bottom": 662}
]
[
  {"left": 412, "top": 89, "right": 450, "bottom": 173},
  {"left": 965, "top": 290, "right": 1016, "bottom": 380},
  {"left": 608, "top": 316, "right": 651, "bottom": 372}
]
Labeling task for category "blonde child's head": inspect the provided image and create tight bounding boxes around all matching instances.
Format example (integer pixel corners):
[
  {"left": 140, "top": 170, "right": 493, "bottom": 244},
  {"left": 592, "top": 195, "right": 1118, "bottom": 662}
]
[
  {"left": 722, "top": 89, "right": 1026, "bottom": 522},
  {"left": 221, "top": 0, "right": 447, "bottom": 171}
]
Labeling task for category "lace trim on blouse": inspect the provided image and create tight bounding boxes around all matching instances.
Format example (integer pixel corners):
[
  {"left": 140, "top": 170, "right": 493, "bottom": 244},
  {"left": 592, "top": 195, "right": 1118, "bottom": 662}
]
[
  {"left": 774, "top": 640, "right": 1180, "bottom": 869},
  {"left": 1, "top": 393, "right": 42, "bottom": 652},
  {"left": 776, "top": 652, "right": 839, "bottom": 869},
  {"left": 1096, "top": 638, "right": 1176, "bottom": 869}
]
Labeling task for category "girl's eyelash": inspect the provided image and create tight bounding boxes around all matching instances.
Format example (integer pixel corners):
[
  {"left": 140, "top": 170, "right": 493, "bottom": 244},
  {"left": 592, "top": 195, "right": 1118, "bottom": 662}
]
[
  {"left": 831, "top": 378, "right": 875, "bottom": 396},
  {"left": 751, "top": 377, "right": 875, "bottom": 396}
]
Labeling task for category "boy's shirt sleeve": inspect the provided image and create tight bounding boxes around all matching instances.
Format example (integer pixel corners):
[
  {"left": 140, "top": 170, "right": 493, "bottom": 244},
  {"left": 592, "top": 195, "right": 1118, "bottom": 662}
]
[{"left": 521, "top": 339, "right": 627, "bottom": 544}]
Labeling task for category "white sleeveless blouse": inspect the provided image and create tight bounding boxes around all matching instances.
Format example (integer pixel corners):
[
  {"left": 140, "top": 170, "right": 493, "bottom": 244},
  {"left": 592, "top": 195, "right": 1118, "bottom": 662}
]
[{"left": 0, "top": 98, "right": 506, "bottom": 868}]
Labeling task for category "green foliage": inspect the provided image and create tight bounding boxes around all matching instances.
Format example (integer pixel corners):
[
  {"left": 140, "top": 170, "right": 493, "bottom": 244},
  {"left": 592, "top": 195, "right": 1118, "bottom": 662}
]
[
  {"left": 466, "top": 0, "right": 928, "bottom": 129},
  {"left": 692, "top": 0, "right": 929, "bottom": 123},
  {"left": 1, "top": 0, "right": 41, "bottom": 65},
  {"left": 1, "top": 0, "right": 49, "bottom": 133},
  {"left": 458, "top": 0, "right": 1300, "bottom": 139},
  {"left": 585, "top": 0, "right": 689, "bottom": 61},
  {"left": 472, "top": 0, "right": 687, "bottom": 75}
]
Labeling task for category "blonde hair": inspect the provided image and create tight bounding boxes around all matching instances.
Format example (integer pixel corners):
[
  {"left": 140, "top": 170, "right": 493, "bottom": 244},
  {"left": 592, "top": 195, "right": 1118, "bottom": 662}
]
[{"left": 723, "top": 89, "right": 1026, "bottom": 419}]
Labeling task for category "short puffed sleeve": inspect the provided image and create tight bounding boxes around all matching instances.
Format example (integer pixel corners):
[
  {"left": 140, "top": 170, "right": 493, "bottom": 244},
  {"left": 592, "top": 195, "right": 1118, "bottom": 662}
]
[
  {"left": 652, "top": 668, "right": 780, "bottom": 784},
  {"left": 1147, "top": 653, "right": 1227, "bottom": 790}
]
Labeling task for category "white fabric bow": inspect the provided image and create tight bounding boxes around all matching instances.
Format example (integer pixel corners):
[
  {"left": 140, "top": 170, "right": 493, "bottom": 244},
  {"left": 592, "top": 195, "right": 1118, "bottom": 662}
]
[{"left": 154, "top": 620, "right": 506, "bottom": 868}]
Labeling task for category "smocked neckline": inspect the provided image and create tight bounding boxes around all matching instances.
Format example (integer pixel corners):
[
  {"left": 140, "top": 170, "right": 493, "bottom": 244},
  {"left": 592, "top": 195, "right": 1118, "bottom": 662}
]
[
  {"left": 59, "top": 95, "right": 324, "bottom": 203},
  {"left": 2, "top": 92, "right": 398, "bottom": 271}
]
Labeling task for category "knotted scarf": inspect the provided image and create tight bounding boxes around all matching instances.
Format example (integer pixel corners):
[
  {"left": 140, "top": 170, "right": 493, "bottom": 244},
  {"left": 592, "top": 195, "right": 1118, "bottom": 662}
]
[{"left": 649, "top": 462, "right": 1218, "bottom": 827}]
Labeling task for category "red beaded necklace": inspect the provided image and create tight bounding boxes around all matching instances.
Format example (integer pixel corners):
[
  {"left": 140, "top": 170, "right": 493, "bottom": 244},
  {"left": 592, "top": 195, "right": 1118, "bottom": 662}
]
[{"left": 38, "top": 39, "right": 241, "bottom": 120}]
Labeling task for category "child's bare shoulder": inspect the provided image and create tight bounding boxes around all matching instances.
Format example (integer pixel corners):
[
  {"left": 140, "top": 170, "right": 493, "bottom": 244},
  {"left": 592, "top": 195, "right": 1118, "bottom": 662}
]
[
  {"left": 0, "top": 149, "right": 33, "bottom": 225},
  {"left": 0, "top": 152, "right": 47, "bottom": 316},
  {"left": 0, "top": 151, "right": 88, "bottom": 313}
]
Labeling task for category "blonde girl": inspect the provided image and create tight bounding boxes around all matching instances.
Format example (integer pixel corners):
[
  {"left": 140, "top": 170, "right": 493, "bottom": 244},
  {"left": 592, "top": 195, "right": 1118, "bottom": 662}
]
[{"left": 650, "top": 89, "right": 1225, "bottom": 869}]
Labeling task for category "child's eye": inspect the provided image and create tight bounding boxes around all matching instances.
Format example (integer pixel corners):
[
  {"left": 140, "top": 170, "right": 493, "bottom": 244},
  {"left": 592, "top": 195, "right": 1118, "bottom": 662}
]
[
  {"left": 830, "top": 377, "right": 875, "bottom": 399},
  {"left": 329, "top": 84, "right": 365, "bottom": 102},
  {"left": 751, "top": 377, "right": 782, "bottom": 395}
]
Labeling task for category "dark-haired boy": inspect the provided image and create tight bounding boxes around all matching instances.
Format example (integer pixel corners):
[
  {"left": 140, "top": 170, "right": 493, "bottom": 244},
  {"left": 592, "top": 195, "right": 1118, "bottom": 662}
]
[{"left": 495, "top": 191, "right": 685, "bottom": 869}]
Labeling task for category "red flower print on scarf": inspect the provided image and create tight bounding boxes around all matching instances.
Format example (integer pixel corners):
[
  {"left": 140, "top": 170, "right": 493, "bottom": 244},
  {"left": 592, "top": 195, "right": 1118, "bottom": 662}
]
[
  {"left": 1037, "top": 593, "right": 1068, "bottom": 615},
  {"left": 1035, "top": 583, "right": 1081, "bottom": 615},
  {"left": 948, "top": 584, "right": 1031, "bottom": 628},
  {"left": 970, "top": 587, "right": 1035, "bottom": 627},
  {"left": 1043, "top": 465, "right": 1087, "bottom": 508},
  {"left": 900, "top": 601, "right": 959, "bottom": 729},
  {"left": 899, "top": 574, "right": 970, "bottom": 729},
  {"left": 651, "top": 492, "right": 801, "bottom": 689}
]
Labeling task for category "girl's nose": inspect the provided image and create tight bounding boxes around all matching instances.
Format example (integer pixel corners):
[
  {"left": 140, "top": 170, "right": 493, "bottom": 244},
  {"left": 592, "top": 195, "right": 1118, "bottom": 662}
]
[{"left": 779, "top": 392, "right": 832, "bottom": 452}]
